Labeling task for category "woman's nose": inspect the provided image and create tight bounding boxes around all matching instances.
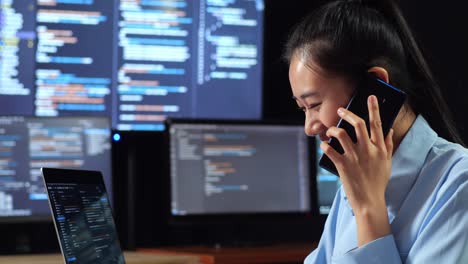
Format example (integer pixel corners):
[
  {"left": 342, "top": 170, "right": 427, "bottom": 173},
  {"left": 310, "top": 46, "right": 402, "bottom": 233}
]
[{"left": 304, "top": 113, "right": 322, "bottom": 137}]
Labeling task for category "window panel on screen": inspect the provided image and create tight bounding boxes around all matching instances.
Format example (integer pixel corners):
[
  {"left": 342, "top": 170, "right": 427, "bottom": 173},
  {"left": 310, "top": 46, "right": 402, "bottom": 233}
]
[
  {"left": 33, "top": 0, "right": 114, "bottom": 117},
  {"left": 169, "top": 122, "right": 310, "bottom": 215},
  {"left": 116, "top": 0, "right": 264, "bottom": 130},
  {"left": 0, "top": 116, "right": 111, "bottom": 220},
  {"left": 0, "top": 2, "right": 36, "bottom": 115},
  {"left": 0, "top": 0, "right": 264, "bottom": 131}
]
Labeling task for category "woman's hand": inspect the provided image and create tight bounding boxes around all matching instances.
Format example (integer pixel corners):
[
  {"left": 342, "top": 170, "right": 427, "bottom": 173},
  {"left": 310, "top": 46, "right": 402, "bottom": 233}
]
[{"left": 320, "top": 95, "right": 394, "bottom": 246}]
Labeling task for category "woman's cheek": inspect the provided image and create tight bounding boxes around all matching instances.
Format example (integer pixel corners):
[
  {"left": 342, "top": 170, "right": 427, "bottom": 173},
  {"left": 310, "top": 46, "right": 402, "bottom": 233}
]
[{"left": 321, "top": 105, "right": 341, "bottom": 128}]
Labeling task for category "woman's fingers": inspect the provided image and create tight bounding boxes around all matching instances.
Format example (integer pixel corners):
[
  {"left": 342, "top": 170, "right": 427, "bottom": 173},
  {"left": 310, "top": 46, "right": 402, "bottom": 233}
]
[
  {"left": 336, "top": 107, "right": 370, "bottom": 149},
  {"left": 326, "top": 96, "right": 394, "bottom": 169},
  {"left": 326, "top": 126, "right": 355, "bottom": 155},
  {"left": 320, "top": 140, "right": 343, "bottom": 168},
  {"left": 368, "top": 95, "right": 386, "bottom": 149},
  {"left": 385, "top": 128, "right": 394, "bottom": 159}
]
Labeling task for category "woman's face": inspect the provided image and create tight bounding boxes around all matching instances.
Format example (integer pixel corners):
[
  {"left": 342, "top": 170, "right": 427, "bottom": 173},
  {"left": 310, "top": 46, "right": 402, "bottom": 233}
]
[{"left": 289, "top": 56, "right": 354, "bottom": 141}]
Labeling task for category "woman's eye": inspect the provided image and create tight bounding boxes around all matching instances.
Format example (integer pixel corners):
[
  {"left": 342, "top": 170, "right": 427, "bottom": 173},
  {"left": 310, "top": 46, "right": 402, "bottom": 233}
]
[
  {"left": 308, "top": 103, "right": 322, "bottom": 110},
  {"left": 297, "top": 103, "right": 321, "bottom": 113},
  {"left": 297, "top": 106, "right": 306, "bottom": 112}
]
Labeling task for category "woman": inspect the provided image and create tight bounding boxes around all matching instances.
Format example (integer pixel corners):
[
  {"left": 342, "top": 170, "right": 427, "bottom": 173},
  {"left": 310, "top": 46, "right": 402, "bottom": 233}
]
[{"left": 284, "top": 0, "right": 468, "bottom": 263}]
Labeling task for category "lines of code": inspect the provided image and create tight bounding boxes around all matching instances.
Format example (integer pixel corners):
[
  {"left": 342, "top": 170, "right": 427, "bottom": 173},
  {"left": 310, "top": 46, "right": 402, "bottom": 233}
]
[
  {"left": 170, "top": 123, "right": 310, "bottom": 215},
  {"left": 34, "top": 0, "right": 113, "bottom": 116},
  {"left": 116, "top": 0, "right": 193, "bottom": 130},
  {"left": 46, "top": 182, "right": 124, "bottom": 263},
  {"left": 0, "top": 116, "right": 111, "bottom": 217},
  {"left": 198, "top": 0, "right": 261, "bottom": 84},
  {"left": 0, "top": 0, "right": 35, "bottom": 114},
  {"left": 1, "top": 0, "right": 264, "bottom": 131}
]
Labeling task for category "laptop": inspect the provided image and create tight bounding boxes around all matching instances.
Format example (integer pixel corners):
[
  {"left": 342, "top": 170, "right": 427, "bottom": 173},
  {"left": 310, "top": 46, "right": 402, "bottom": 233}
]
[{"left": 42, "top": 168, "right": 125, "bottom": 264}]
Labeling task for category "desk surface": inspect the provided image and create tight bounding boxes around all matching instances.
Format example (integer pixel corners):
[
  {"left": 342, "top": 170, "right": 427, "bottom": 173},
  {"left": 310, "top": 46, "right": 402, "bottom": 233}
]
[
  {"left": 0, "top": 243, "right": 315, "bottom": 264},
  {"left": 140, "top": 243, "right": 316, "bottom": 264},
  {"left": 0, "top": 251, "right": 201, "bottom": 264}
]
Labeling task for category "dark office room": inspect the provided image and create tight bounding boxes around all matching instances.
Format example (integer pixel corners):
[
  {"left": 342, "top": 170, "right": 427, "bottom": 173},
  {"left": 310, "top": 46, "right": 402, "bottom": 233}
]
[{"left": 0, "top": 0, "right": 467, "bottom": 263}]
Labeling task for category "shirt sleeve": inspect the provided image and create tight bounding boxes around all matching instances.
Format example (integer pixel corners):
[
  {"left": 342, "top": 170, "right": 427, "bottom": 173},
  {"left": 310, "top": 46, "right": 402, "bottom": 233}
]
[
  {"left": 332, "top": 162, "right": 468, "bottom": 264},
  {"left": 331, "top": 235, "right": 402, "bottom": 264}
]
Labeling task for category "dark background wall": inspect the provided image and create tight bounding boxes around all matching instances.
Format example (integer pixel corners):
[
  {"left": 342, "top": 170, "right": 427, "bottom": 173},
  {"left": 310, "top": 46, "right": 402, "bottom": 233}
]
[{"left": 1, "top": 0, "right": 467, "bottom": 254}]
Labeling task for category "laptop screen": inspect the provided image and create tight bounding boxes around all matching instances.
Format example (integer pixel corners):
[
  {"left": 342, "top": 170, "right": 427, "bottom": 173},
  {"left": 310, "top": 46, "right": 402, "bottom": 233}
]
[{"left": 42, "top": 168, "right": 125, "bottom": 264}]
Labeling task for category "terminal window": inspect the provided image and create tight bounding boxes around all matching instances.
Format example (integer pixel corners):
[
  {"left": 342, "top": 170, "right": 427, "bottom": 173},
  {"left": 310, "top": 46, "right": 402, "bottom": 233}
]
[{"left": 169, "top": 123, "right": 310, "bottom": 215}]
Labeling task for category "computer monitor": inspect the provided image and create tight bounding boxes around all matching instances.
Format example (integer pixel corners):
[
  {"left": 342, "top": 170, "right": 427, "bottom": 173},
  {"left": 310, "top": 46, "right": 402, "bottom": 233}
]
[
  {"left": 0, "top": 0, "right": 264, "bottom": 131},
  {"left": 0, "top": 116, "right": 112, "bottom": 222},
  {"left": 167, "top": 119, "right": 313, "bottom": 216}
]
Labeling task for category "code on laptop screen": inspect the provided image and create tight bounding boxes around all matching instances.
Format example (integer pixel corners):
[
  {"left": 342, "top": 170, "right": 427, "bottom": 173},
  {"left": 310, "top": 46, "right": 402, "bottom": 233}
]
[{"left": 46, "top": 181, "right": 124, "bottom": 264}]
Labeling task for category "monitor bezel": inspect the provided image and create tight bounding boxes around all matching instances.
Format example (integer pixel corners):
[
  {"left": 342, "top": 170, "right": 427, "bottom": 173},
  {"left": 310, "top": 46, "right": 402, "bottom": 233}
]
[{"left": 164, "top": 118, "right": 319, "bottom": 224}]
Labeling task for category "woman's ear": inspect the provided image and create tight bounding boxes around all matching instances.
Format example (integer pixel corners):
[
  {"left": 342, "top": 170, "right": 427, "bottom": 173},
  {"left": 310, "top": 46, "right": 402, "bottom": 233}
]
[{"left": 367, "top": 66, "right": 389, "bottom": 83}]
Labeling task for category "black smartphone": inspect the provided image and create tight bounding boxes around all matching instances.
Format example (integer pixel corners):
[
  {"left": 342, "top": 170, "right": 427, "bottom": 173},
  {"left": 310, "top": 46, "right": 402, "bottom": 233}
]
[{"left": 318, "top": 74, "right": 407, "bottom": 176}]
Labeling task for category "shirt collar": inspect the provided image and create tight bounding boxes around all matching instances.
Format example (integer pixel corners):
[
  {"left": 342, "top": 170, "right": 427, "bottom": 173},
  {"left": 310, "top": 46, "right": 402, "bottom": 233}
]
[
  {"left": 385, "top": 115, "right": 438, "bottom": 222},
  {"left": 340, "top": 115, "right": 438, "bottom": 221}
]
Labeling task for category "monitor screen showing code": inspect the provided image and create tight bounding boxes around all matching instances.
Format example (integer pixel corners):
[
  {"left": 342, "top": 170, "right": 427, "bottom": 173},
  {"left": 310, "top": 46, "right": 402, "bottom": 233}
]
[
  {"left": 170, "top": 123, "right": 310, "bottom": 215},
  {"left": 0, "top": 0, "right": 264, "bottom": 131}
]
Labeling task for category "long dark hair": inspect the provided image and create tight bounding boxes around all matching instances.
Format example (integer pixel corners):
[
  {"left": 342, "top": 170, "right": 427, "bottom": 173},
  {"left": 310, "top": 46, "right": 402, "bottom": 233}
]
[{"left": 284, "top": 0, "right": 465, "bottom": 146}]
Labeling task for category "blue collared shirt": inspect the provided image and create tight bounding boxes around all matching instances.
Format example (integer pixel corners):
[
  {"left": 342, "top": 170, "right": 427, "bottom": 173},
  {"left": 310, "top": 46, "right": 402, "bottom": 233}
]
[{"left": 305, "top": 115, "right": 468, "bottom": 263}]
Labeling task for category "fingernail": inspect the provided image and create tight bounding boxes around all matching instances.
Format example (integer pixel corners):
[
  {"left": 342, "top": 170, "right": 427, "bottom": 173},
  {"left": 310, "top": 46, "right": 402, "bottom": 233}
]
[
  {"left": 337, "top": 108, "right": 344, "bottom": 115},
  {"left": 372, "top": 95, "right": 378, "bottom": 104}
]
